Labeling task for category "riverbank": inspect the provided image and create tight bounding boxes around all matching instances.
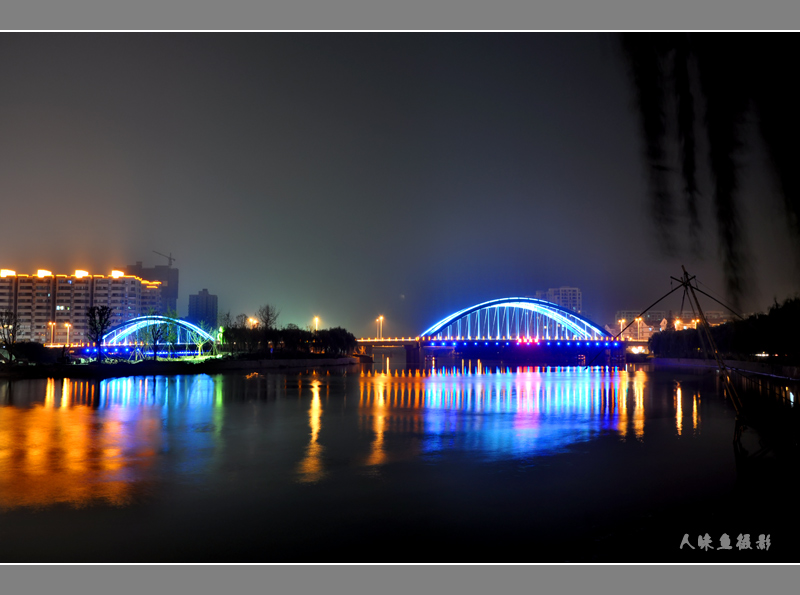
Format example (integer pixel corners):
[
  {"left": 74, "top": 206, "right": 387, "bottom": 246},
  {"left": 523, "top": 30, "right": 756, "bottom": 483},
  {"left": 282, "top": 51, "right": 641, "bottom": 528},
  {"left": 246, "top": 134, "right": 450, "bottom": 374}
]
[
  {"left": 0, "top": 356, "right": 361, "bottom": 379},
  {"left": 652, "top": 357, "right": 800, "bottom": 380}
]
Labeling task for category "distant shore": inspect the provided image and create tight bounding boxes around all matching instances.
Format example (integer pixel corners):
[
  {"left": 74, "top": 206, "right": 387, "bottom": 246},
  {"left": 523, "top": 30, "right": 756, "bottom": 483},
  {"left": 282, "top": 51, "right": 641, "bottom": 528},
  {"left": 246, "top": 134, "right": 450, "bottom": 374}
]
[
  {"left": 651, "top": 357, "right": 800, "bottom": 380},
  {"left": 0, "top": 356, "right": 362, "bottom": 380}
]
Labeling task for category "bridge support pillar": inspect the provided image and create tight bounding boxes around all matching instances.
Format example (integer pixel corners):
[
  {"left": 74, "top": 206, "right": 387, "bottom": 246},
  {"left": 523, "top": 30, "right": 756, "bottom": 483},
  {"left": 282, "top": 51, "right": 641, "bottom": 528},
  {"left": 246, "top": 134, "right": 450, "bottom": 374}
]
[{"left": 404, "top": 344, "right": 422, "bottom": 366}]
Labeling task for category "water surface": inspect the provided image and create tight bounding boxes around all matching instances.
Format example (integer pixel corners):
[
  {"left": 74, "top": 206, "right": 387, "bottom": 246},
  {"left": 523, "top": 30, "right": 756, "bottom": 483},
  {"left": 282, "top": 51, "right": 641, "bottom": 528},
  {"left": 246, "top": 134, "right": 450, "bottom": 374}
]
[{"left": 0, "top": 361, "right": 791, "bottom": 562}]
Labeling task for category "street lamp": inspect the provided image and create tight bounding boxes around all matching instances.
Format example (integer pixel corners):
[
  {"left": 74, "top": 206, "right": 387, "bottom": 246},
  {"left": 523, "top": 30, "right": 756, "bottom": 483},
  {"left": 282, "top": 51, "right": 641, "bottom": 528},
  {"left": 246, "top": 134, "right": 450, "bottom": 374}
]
[
  {"left": 248, "top": 317, "right": 258, "bottom": 329},
  {"left": 48, "top": 321, "right": 55, "bottom": 345},
  {"left": 619, "top": 318, "right": 626, "bottom": 338},
  {"left": 635, "top": 317, "right": 642, "bottom": 341},
  {"left": 314, "top": 316, "right": 319, "bottom": 332},
  {"left": 379, "top": 315, "right": 383, "bottom": 339},
  {"left": 65, "top": 322, "right": 71, "bottom": 346}
]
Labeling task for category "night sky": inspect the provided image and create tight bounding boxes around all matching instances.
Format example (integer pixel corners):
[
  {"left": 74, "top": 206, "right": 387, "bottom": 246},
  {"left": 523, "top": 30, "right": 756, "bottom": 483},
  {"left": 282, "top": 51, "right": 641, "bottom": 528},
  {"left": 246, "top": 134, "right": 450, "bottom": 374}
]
[{"left": 1, "top": 33, "right": 796, "bottom": 336}]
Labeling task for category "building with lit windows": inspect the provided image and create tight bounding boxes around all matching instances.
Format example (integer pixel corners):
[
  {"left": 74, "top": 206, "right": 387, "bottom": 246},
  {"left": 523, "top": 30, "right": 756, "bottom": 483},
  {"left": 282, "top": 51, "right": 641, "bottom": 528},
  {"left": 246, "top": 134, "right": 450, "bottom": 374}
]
[
  {"left": 141, "top": 280, "right": 163, "bottom": 315},
  {"left": 0, "top": 272, "right": 15, "bottom": 314},
  {"left": 534, "top": 287, "right": 583, "bottom": 313},
  {"left": 609, "top": 309, "right": 730, "bottom": 341},
  {"left": 10, "top": 271, "right": 57, "bottom": 344},
  {"left": 0, "top": 269, "right": 162, "bottom": 344},
  {"left": 615, "top": 310, "right": 665, "bottom": 327}
]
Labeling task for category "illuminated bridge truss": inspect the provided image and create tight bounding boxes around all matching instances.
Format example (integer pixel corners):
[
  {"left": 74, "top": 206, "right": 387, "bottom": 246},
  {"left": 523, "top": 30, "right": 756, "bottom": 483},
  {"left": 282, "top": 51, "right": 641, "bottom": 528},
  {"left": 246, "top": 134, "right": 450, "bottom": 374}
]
[
  {"left": 102, "top": 316, "right": 217, "bottom": 347},
  {"left": 420, "top": 298, "right": 610, "bottom": 341}
]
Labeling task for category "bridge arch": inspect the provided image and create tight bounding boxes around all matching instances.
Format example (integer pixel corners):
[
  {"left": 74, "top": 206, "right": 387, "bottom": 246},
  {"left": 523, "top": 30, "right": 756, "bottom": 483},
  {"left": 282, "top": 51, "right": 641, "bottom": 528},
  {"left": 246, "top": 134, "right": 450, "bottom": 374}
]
[
  {"left": 102, "top": 315, "right": 217, "bottom": 347},
  {"left": 420, "top": 297, "right": 609, "bottom": 341}
]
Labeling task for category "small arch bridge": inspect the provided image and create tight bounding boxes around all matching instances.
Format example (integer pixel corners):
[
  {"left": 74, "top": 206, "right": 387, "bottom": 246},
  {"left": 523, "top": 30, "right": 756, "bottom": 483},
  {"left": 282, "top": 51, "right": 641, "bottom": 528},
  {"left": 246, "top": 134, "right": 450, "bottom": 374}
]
[{"left": 102, "top": 316, "right": 217, "bottom": 347}]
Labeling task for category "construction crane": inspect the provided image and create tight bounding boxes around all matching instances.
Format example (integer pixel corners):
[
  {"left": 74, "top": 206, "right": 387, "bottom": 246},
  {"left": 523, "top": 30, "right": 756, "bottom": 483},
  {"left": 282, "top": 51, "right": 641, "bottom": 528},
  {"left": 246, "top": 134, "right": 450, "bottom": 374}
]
[{"left": 153, "top": 251, "right": 176, "bottom": 267}]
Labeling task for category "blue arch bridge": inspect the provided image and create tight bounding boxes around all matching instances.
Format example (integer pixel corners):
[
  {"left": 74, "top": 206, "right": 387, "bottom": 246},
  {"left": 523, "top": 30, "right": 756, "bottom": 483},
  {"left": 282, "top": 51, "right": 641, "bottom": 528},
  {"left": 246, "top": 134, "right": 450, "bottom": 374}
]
[
  {"left": 77, "top": 316, "right": 218, "bottom": 359},
  {"left": 358, "top": 297, "right": 631, "bottom": 366}
]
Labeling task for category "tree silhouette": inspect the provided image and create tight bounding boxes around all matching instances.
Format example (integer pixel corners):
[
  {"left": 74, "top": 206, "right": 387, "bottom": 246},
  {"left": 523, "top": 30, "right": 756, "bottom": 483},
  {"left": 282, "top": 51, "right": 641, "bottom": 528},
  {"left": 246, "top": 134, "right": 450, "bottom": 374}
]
[
  {"left": 0, "top": 310, "right": 19, "bottom": 363},
  {"left": 256, "top": 303, "right": 280, "bottom": 330},
  {"left": 86, "top": 305, "right": 114, "bottom": 363},
  {"left": 621, "top": 34, "right": 800, "bottom": 307}
]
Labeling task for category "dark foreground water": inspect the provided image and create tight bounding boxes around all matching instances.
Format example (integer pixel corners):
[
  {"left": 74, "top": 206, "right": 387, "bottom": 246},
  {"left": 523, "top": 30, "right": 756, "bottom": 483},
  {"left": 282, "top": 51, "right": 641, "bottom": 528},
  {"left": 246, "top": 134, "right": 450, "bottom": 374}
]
[{"left": 1, "top": 359, "right": 796, "bottom": 562}]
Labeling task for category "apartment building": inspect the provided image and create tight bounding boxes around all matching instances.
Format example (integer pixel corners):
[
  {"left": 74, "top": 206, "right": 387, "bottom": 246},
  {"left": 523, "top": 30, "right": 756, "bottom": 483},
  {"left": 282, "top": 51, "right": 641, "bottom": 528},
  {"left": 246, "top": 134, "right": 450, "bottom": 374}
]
[
  {"left": 0, "top": 269, "right": 162, "bottom": 344},
  {"left": 534, "top": 287, "right": 583, "bottom": 313}
]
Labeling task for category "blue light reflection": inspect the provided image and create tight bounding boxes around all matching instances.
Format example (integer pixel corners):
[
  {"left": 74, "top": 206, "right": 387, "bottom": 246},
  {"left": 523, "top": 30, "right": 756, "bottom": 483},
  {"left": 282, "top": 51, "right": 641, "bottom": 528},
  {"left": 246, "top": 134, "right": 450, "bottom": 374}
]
[{"left": 359, "top": 366, "right": 646, "bottom": 461}]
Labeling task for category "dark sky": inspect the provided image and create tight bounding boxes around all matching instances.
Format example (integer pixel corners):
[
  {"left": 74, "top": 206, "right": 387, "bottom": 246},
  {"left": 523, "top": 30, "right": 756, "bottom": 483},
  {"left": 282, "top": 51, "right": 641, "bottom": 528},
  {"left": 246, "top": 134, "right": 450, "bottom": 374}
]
[{"left": 1, "top": 33, "right": 796, "bottom": 336}]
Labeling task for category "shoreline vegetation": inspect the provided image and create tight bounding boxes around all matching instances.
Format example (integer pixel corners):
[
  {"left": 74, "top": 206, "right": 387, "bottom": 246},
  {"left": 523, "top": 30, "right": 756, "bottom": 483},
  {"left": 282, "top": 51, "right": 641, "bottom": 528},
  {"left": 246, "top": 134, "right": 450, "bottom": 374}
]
[{"left": 649, "top": 296, "right": 800, "bottom": 365}]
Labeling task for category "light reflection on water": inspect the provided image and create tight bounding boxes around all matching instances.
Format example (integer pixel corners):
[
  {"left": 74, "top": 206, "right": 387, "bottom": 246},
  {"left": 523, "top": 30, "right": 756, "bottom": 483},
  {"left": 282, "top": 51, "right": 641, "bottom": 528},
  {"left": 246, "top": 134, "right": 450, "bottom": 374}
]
[
  {"left": 1, "top": 364, "right": 707, "bottom": 510},
  {"left": 358, "top": 365, "right": 650, "bottom": 462},
  {"left": 0, "top": 375, "right": 222, "bottom": 509},
  {"left": 296, "top": 379, "right": 324, "bottom": 482}
]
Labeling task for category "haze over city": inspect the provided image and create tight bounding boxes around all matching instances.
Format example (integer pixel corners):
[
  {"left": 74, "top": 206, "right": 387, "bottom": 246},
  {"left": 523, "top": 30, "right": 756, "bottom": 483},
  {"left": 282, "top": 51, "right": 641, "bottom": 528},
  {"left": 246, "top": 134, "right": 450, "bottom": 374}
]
[{"left": 1, "top": 33, "right": 797, "bottom": 335}]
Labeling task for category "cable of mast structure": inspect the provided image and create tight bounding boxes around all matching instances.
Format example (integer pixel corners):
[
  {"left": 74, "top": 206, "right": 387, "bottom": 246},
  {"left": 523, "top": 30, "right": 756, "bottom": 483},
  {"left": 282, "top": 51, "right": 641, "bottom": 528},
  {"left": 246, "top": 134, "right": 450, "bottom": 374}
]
[
  {"left": 677, "top": 266, "right": 746, "bottom": 443},
  {"left": 585, "top": 266, "right": 747, "bottom": 444}
]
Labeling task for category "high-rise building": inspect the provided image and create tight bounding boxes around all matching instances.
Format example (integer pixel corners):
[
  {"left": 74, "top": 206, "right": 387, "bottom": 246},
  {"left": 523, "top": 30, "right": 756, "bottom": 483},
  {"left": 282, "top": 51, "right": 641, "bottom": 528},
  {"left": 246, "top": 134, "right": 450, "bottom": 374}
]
[
  {"left": 54, "top": 271, "right": 93, "bottom": 344},
  {"left": 0, "top": 269, "right": 162, "bottom": 344},
  {"left": 0, "top": 271, "right": 17, "bottom": 315},
  {"left": 15, "top": 271, "right": 56, "bottom": 344},
  {"left": 122, "top": 261, "right": 178, "bottom": 314},
  {"left": 188, "top": 289, "right": 218, "bottom": 329},
  {"left": 534, "top": 287, "right": 583, "bottom": 313},
  {"left": 141, "top": 280, "right": 163, "bottom": 315}
]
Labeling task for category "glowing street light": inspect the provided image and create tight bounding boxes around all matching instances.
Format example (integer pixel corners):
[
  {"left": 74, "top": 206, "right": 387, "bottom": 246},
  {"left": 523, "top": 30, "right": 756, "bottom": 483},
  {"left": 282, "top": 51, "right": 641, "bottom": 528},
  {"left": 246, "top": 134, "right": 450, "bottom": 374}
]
[
  {"left": 379, "top": 315, "right": 384, "bottom": 339},
  {"left": 48, "top": 321, "right": 55, "bottom": 345},
  {"left": 619, "top": 318, "right": 626, "bottom": 337},
  {"left": 314, "top": 316, "right": 319, "bottom": 332},
  {"left": 248, "top": 317, "right": 258, "bottom": 329},
  {"left": 65, "top": 322, "right": 71, "bottom": 346},
  {"left": 635, "top": 317, "right": 642, "bottom": 341}
]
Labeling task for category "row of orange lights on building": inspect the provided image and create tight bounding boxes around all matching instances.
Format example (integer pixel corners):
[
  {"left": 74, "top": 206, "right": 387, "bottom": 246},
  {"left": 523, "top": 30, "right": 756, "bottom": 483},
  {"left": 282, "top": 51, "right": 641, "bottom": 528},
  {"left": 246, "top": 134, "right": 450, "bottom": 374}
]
[
  {"left": 2, "top": 269, "right": 118, "bottom": 278},
  {"left": 1, "top": 269, "right": 160, "bottom": 286}
]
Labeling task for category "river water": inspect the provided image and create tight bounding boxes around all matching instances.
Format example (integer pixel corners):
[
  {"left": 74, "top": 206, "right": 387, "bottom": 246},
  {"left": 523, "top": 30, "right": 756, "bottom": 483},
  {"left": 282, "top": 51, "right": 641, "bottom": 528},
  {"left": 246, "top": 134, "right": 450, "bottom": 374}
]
[{"left": 0, "top": 356, "right": 795, "bottom": 562}]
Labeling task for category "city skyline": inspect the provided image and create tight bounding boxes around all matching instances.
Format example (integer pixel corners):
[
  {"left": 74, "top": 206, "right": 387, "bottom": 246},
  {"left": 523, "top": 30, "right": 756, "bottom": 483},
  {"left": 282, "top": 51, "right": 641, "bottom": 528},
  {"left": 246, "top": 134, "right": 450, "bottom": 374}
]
[{"left": 1, "top": 34, "right": 797, "bottom": 337}]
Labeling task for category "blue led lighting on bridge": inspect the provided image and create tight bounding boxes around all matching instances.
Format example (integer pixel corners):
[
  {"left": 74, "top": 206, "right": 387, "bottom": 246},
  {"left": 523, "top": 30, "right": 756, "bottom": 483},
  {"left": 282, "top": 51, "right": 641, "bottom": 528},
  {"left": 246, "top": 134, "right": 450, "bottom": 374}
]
[
  {"left": 102, "top": 315, "right": 216, "bottom": 346},
  {"left": 420, "top": 297, "right": 610, "bottom": 340}
]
